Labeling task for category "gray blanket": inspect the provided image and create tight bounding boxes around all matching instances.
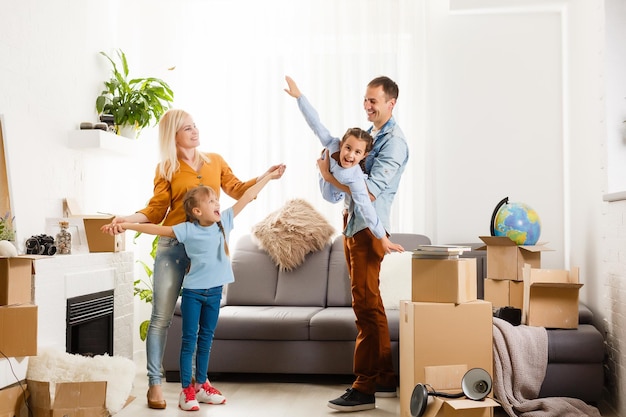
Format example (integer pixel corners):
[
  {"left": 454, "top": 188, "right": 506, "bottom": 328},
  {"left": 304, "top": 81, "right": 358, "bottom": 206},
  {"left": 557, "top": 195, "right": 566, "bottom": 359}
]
[{"left": 492, "top": 317, "right": 601, "bottom": 417}]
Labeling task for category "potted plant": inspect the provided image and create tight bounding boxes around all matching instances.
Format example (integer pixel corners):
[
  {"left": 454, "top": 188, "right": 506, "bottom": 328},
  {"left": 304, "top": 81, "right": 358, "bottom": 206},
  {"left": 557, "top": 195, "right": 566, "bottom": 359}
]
[
  {"left": 0, "top": 211, "right": 15, "bottom": 241},
  {"left": 95, "top": 49, "right": 174, "bottom": 139}
]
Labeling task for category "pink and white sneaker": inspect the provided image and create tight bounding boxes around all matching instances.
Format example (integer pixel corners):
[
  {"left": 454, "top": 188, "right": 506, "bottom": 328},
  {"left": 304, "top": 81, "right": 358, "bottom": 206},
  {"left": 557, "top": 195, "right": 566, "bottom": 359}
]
[
  {"left": 195, "top": 382, "right": 226, "bottom": 404},
  {"left": 179, "top": 385, "right": 200, "bottom": 411}
]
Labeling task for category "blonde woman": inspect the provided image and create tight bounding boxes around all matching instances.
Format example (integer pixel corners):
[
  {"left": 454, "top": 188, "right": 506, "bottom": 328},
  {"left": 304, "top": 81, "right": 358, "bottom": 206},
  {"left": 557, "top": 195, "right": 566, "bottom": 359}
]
[{"left": 102, "top": 109, "right": 286, "bottom": 409}]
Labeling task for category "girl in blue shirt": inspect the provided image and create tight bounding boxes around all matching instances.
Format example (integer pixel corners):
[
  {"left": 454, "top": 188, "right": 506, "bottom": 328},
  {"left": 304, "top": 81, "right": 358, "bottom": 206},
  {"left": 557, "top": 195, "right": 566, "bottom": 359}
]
[{"left": 108, "top": 172, "right": 282, "bottom": 411}]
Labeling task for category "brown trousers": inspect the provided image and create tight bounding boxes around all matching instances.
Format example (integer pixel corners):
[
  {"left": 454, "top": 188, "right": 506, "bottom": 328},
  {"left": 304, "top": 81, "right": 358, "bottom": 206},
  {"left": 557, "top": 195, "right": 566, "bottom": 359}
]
[{"left": 344, "top": 227, "right": 397, "bottom": 394}]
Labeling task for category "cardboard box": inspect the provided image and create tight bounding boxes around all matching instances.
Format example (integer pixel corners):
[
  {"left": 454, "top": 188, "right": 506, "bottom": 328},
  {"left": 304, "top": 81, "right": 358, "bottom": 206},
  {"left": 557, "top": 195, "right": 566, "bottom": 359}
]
[
  {"left": 484, "top": 278, "right": 524, "bottom": 309},
  {"left": 411, "top": 258, "right": 477, "bottom": 304},
  {"left": 28, "top": 380, "right": 107, "bottom": 417},
  {"left": 420, "top": 396, "right": 498, "bottom": 417},
  {"left": 0, "top": 258, "right": 33, "bottom": 306},
  {"left": 0, "top": 304, "right": 37, "bottom": 357},
  {"left": 399, "top": 300, "right": 493, "bottom": 417},
  {"left": 413, "top": 365, "right": 498, "bottom": 417},
  {"left": 522, "top": 264, "right": 582, "bottom": 329},
  {"left": 478, "top": 236, "right": 553, "bottom": 281},
  {"left": 82, "top": 217, "right": 124, "bottom": 253},
  {"left": 0, "top": 383, "right": 29, "bottom": 417},
  {"left": 64, "top": 198, "right": 124, "bottom": 253}
]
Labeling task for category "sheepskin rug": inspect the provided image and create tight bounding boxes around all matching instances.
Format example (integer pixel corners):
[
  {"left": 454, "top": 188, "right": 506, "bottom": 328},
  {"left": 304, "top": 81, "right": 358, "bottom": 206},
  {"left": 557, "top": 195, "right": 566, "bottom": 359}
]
[
  {"left": 252, "top": 198, "right": 336, "bottom": 271},
  {"left": 27, "top": 348, "right": 135, "bottom": 414}
]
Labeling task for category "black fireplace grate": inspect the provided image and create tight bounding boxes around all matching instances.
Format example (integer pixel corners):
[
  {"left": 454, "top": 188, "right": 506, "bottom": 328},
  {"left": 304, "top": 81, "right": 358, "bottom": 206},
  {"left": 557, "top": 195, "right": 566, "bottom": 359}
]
[{"left": 66, "top": 290, "right": 114, "bottom": 356}]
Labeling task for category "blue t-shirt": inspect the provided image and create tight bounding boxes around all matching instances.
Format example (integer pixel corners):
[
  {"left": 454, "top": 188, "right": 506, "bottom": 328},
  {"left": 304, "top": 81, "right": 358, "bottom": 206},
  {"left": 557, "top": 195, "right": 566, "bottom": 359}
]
[{"left": 172, "top": 207, "right": 235, "bottom": 289}]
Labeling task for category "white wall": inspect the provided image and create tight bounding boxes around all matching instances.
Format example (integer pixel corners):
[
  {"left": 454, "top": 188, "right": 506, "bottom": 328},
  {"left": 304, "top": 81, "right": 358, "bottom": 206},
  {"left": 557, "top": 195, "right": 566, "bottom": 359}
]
[
  {"left": 1, "top": 0, "right": 623, "bottom": 412},
  {"left": 0, "top": 1, "right": 157, "bottom": 243}
]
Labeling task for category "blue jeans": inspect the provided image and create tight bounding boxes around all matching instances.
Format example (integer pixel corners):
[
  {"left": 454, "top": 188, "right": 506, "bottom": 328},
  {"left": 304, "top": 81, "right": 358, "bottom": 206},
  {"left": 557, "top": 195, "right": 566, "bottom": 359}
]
[
  {"left": 179, "top": 287, "right": 222, "bottom": 388},
  {"left": 146, "top": 237, "right": 190, "bottom": 386}
]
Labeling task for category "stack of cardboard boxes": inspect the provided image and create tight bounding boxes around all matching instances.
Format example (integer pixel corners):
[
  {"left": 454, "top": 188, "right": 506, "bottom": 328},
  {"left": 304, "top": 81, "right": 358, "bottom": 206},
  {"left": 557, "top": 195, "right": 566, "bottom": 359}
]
[
  {"left": 480, "top": 236, "right": 583, "bottom": 329},
  {"left": 0, "top": 256, "right": 37, "bottom": 417},
  {"left": 399, "top": 249, "right": 498, "bottom": 417}
]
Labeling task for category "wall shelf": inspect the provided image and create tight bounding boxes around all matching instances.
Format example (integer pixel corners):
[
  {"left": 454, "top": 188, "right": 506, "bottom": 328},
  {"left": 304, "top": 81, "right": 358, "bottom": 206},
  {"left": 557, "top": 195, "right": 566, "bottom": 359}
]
[{"left": 68, "top": 129, "right": 138, "bottom": 155}]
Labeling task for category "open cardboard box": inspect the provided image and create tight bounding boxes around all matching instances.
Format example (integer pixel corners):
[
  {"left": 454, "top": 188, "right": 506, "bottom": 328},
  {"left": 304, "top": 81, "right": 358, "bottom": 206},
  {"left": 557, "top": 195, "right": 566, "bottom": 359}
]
[
  {"left": 64, "top": 199, "right": 124, "bottom": 253},
  {"left": 478, "top": 236, "right": 553, "bottom": 281},
  {"left": 408, "top": 365, "right": 498, "bottom": 417},
  {"left": 0, "top": 383, "right": 29, "bottom": 417},
  {"left": 522, "top": 264, "right": 583, "bottom": 329},
  {"left": 28, "top": 380, "right": 106, "bottom": 417}
]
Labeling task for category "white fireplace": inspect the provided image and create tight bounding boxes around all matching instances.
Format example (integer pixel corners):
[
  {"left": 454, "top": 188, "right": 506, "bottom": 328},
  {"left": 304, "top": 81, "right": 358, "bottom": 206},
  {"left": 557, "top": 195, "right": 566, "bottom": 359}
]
[
  {"left": 32, "top": 251, "right": 134, "bottom": 357},
  {"left": 0, "top": 251, "right": 134, "bottom": 389}
]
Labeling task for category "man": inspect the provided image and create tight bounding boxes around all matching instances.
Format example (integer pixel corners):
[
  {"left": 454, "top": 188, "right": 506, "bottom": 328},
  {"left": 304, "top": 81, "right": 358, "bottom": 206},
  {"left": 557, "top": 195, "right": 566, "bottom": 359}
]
[{"left": 321, "top": 76, "right": 409, "bottom": 412}]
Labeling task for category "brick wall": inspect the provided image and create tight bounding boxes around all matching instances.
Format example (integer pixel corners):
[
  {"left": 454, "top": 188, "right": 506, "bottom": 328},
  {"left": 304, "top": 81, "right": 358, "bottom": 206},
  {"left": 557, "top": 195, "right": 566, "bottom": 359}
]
[{"left": 601, "top": 198, "right": 626, "bottom": 414}]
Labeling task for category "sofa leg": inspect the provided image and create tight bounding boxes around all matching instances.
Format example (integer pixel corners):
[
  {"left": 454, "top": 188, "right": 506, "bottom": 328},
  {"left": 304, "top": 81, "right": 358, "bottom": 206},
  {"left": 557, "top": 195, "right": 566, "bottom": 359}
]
[{"left": 165, "top": 370, "right": 181, "bottom": 383}]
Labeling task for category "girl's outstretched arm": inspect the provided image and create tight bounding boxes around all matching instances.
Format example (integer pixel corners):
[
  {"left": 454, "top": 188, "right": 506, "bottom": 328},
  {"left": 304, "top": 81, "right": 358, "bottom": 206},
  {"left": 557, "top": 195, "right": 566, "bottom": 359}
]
[
  {"left": 103, "top": 222, "right": 175, "bottom": 238},
  {"left": 232, "top": 165, "right": 285, "bottom": 217}
]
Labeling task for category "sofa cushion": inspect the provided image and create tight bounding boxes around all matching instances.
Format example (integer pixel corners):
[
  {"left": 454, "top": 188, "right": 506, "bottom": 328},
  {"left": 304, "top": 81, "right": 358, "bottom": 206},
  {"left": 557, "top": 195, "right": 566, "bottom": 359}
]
[
  {"left": 326, "top": 239, "right": 352, "bottom": 307},
  {"left": 215, "top": 306, "right": 323, "bottom": 340},
  {"left": 547, "top": 324, "right": 605, "bottom": 363},
  {"left": 274, "top": 244, "right": 332, "bottom": 307},
  {"left": 227, "top": 234, "right": 332, "bottom": 307},
  {"left": 310, "top": 307, "right": 357, "bottom": 340},
  {"left": 578, "top": 303, "right": 594, "bottom": 324},
  {"left": 227, "top": 234, "right": 280, "bottom": 306},
  {"left": 309, "top": 307, "right": 400, "bottom": 341}
]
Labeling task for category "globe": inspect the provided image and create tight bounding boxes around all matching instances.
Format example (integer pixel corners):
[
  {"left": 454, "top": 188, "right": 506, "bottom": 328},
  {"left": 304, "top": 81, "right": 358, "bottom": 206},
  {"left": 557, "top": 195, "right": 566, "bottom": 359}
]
[{"left": 491, "top": 198, "right": 541, "bottom": 245}]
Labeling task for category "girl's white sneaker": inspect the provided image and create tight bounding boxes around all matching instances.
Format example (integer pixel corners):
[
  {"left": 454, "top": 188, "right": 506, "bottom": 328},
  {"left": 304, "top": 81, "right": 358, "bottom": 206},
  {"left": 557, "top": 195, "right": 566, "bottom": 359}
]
[
  {"left": 195, "top": 382, "right": 226, "bottom": 404},
  {"left": 179, "top": 385, "right": 200, "bottom": 411}
]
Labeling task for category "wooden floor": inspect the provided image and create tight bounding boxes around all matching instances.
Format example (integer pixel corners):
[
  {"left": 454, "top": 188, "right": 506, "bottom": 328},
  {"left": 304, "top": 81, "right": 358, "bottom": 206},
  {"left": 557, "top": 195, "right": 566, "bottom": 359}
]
[
  {"left": 116, "top": 356, "right": 616, "bottom": 417},
  {"left": 116, "top": 358, "right": 399, "bottom": 417}
]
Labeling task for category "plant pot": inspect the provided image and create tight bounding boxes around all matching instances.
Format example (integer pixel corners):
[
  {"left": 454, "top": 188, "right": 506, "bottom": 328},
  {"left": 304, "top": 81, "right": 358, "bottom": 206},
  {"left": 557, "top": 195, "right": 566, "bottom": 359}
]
[{"left": 117, "top": 125, "right": 140, "bottom": 139}]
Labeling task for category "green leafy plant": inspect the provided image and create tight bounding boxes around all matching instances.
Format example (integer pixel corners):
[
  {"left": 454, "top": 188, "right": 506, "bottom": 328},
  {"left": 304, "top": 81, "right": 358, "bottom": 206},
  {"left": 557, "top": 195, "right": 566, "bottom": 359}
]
[
  {"left": 134, "top": 233, "right": 159, "bottom": 341},
  {"left": 0, "top": 212, "right": 15, "bottom": 241},
  {"left": 95, "top": 49, "right": 174, "bottom": 138}
]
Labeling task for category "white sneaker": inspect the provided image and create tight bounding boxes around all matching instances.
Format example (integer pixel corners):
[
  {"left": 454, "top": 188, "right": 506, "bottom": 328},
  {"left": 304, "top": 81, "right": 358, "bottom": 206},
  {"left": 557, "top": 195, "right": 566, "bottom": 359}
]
[
  {"left": 179, "top": 385, "right": 200, "bottom": 411},
  {"left": 196, "top": 382, "right": 226, "bottom": 404}
]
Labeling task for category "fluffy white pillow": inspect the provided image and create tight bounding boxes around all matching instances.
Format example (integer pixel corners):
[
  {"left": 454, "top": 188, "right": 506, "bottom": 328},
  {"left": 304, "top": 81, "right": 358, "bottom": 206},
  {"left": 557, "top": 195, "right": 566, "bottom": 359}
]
[
  {"left": 379, "top": 251, "right": 413, "bottom": 310},
  {"left": 252, "top": 198, "right": 336, "bottom": 271}
]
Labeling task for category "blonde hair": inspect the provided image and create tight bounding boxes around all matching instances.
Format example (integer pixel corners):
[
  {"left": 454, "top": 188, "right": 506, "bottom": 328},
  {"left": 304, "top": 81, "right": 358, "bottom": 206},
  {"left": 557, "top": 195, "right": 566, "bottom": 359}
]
[
  {"left": 183, "top": 185, "right": 230, "bottom": 256},
  {"left": 157, "top": 109, "right": 210, "bottom": 181}
]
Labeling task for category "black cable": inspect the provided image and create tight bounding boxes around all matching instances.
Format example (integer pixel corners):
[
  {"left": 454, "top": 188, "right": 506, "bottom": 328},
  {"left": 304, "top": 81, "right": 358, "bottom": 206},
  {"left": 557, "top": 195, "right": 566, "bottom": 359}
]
[
  {"left": 0, "top": 349, "right": 33, "bottom": 415},
  {"left": 424, "top": 383, "right": 466, "bottom": 399}
]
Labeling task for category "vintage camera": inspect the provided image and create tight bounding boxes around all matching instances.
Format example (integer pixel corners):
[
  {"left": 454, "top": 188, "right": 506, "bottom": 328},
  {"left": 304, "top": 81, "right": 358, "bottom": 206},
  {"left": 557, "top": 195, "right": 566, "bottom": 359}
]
[{"left": 25, "top": 234, "right": 57, "bottom": 256}]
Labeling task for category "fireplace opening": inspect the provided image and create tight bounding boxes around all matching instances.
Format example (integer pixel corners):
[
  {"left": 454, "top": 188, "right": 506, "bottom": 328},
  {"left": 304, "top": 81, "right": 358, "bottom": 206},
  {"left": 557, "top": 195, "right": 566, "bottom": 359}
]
[{"left": 66, "top": 289, "right": 114, "bottom": 356}]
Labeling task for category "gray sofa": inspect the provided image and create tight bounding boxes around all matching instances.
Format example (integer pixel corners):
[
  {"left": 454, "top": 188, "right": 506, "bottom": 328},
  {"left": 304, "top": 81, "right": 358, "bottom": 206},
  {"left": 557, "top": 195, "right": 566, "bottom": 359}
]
[
  {"left": 539, "top": 304, "right": 604, "bottom": 403},
  {"left": 163, "top": 232, "right": 430, "bottom": 380},
  {"left": 162, "top": 233, "right": 604, "bottom": 404}
]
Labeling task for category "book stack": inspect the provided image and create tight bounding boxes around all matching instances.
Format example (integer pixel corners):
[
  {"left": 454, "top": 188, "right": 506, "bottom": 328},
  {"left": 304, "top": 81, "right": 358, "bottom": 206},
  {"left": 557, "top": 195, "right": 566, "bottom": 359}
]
[{"left": 411, "top": 245, "right": 472, "bottom": 260}]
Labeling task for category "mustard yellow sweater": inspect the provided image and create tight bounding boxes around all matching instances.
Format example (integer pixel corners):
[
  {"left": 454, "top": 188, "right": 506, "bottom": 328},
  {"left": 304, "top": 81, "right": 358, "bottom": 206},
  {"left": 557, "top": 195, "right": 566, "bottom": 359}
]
[{"left": 138, "top": 153, "right": 256, "bottom": 226}]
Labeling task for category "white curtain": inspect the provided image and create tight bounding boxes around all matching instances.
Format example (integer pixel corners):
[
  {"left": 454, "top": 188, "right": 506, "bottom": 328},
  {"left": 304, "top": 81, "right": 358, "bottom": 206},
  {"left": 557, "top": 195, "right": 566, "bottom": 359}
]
[{"left": 122, "top": 0, "right": 427, "bottom": 244}]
